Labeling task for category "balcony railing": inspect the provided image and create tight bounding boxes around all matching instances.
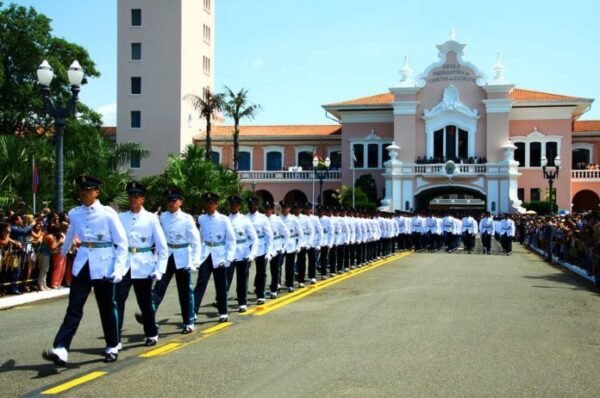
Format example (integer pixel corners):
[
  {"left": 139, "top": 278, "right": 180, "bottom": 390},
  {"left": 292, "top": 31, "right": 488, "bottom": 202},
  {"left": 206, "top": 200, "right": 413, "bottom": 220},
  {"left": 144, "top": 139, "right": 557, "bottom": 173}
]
[
  {"left": 571, "top": 169, "right": 600, "bottom": 180},
  {"left": 239, "top": 170, "right": 342, "bottom": 182},
  {"left": 413, "top": 163, "right": 487, "bottom": 176}
]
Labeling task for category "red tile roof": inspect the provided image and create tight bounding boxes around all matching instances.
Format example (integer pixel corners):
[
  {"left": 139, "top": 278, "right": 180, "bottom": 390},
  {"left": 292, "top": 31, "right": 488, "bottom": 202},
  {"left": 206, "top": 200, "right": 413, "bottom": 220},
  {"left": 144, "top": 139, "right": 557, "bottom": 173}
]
[
  {"left": 325, "top": 88, "right": 591, "bottom": 107},
  {"left": 574, "top": 120, "right": 600, "bottom": 132},
  {"left": 210, "top": 125, "right": 341, "bottom": 137}
]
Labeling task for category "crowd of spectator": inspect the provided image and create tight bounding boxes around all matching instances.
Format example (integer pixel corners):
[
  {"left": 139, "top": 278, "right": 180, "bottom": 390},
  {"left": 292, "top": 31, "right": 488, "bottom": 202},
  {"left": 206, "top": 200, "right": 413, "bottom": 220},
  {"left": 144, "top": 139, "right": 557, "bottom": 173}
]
[
  {"left": 0, "top": 208, "right": 74, "bottom": 296},
  {"left": 514, "top": 211, "right": 600, "bottom": 283},
  {"left": 415, "top": 156, "right": 488, "bottom": 165},
  {"left": 573, "top": 162, "right": 600, "bottom": 170}
]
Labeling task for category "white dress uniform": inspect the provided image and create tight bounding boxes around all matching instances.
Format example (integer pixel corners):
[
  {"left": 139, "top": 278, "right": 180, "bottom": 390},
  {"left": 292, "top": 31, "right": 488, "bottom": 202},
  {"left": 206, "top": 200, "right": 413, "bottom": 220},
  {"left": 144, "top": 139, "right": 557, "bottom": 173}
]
[
  {"left": 160, "top": 210, "right": 201, "bottom": 269},
  {"left": 248, "top": 209, "right": 274, "bottom": 302},
  {"left": 499, "top": 218, "right": 516, "bottom": 255},
  {"left": 442, "top": 215, "right": 456, "bottom": 251},
  {"left": 266, "top": 212, "right": 290, "bottom": 296},
  {"left": 62, "top": 200, "right": 128, "bottom": 280},
  {"left": 280, "top": 212, "right": 303, "bottom": 289},
  {"left": 461, "top": 216, "right": 478, "bottom": 252},
  {"left": 229, "top": 211, "right": 259, "bottom": 308}
]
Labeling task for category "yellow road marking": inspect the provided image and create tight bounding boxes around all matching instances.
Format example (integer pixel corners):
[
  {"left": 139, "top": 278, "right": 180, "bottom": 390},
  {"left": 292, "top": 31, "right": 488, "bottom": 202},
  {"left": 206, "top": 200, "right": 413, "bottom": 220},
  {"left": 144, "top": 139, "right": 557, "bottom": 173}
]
[
  {"left": 139, "top": 342, "right": 183, "bottom": 358},
  {"left": 202, "top": 322, "right": 232, "bottom": 334},
  {"left": 41, "top": 371, "right": 107, "bottom": 395},
  {"left": 255, "top": 252, "right": 411, "bottom": 316},
  {"left": 14, "top": 305, "right": 34, "bottom": 310}
]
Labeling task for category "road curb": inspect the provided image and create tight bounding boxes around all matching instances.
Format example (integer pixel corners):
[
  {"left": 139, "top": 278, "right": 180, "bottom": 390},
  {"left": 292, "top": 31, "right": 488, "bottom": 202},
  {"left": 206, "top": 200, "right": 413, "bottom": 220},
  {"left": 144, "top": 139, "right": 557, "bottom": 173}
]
[{"left": 0, "top": 288, "right": 70, "bottom": 310}]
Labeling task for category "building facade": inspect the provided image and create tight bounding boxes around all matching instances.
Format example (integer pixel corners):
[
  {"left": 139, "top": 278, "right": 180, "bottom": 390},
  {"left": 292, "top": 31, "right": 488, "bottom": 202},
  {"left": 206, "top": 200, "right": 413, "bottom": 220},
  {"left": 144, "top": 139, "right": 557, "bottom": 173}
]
[
  {"left": 117, "top": 0, "right": 215, "bottom": 176},
  {"left": 205, "top": 34, "right": 600, "bottom": 214}
]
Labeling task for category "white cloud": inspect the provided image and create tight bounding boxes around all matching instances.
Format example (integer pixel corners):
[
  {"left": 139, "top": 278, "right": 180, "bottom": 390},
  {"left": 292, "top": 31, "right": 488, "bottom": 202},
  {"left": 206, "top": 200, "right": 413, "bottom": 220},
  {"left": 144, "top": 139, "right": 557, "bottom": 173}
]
[{"left": 95, "top": 102, "right": 117, "bottom": 126}]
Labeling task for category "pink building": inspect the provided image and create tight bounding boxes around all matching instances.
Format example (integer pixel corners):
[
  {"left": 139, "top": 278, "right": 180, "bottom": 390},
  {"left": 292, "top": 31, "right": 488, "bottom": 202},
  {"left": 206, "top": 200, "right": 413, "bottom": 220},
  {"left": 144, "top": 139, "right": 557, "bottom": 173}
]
[{"left": 199, "top": 35, "right": 600, "bottom": 214}]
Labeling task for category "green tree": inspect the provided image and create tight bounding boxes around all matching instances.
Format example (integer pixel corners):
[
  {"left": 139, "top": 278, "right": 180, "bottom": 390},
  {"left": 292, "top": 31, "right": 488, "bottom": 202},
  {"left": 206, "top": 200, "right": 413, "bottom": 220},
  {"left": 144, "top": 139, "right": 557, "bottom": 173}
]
[
  {"left": 0, "top": 2, "right": 101, "bottom": 135},
  {"left": 355, "top": 173, "right": 377, "bottom": 203},
  {"left": 141, "top": 145, "right": 241, "bottom": 216},
  {"left": 184, "top": 89, "right": 225, "bottom": 161},
  {"left": 335, "top": 185, "right": 376, "bottom": 210},
  {"left": 223, "top": 86, "right": 260, "bottom": 172}
]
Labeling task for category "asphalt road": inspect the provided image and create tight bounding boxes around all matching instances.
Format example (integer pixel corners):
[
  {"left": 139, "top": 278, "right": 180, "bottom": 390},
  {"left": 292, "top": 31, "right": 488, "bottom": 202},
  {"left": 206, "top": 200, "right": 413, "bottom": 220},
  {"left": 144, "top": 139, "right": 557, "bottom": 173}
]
[{"left": 2, "top": 244, "right": 600, "bottom": 397}]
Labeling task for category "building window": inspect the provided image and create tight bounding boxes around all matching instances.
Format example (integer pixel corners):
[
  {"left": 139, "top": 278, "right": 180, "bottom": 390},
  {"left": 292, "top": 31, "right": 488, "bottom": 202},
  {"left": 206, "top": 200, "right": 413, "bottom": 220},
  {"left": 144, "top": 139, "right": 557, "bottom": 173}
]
[
  {"left": 572, "top": 148, "right": 591, "bottom": 168},
  {"left": 238, "top": 151, "right": 251, "bottom": 171},
  {"left": 432, "top": 125, "right": 469, "bottom": 161},
  {"left": 545, "top": 142, "right": 558, "bottom": 166},
  {"left": 130, "top": 111, "right": 141, "bottom": 128},
  {"left": 381, "top": 144, "right": 391, "bottom": 166},
  {"left": 514, "top": 142, "right": 525, "bottom": 167},
  {"left": 203, "top": 24, "right": 211, "bottom": 44},
  {"left": 130, "top": 152, "right": 141, "bottom": 169},
  {"left": 297, "top": 151, "right": 313, "bottom": 170},
  {"left": 517, "top": 188, "right": 524, "bottom": 201},
  {"left": 353, "top": 144, "right": 364, "bottom": 168},
  {"left": 530, "top": 188, "right": 540, "bottom": 202},
  {"left": 131, "top": 9, "right": 142, "bottom": 26},
  {"left": 203, "top": 56, "right": 211, "bottom": 74},
  {"left": 266, "top": 151, "right": 282, "bottom": 171},
  {"left": 131, "top": 76, "right": 141, "bottom": 95},
  {"left": 329, "top": 151, "right": 341, "bottom": 169},
  {"left": 210, "top": 151, "right": 220, "bottom": 165},
  {"left": 367, "top": 144, "right": 379, "bottom": 168},
  {"left": 204, "top": 0, "right": 211, "bottom": 12},
  {"left": 529, "top": 142, "right": 542, "bottom": 167},
  {"left": 131, "top": 43, "right": 142, "bottom": 60}
]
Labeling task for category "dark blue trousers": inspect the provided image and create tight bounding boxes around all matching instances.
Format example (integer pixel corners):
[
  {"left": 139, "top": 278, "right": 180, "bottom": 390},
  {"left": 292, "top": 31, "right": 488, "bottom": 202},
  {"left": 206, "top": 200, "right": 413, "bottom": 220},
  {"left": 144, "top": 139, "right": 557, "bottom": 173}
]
[
  {"left": 53, "top": 263, "right": 118, "bottom": 350},
  {"left": 227, "top": 259, "right": 250, "bottom": 306},
  {"left": 152, "top": 255, "right": 194, "bottom": 326},
  {"left": 254, "top": 255, "right": 267, "bottom": 300},
  {"left": 269, "top": 252, "right": 282, "bottom": 293},
  {"left": 115, "top": 271, "right": 157, "bottom": 339},
  {"left": 194, "top": 255, "right": 229, "bottom": 315}
]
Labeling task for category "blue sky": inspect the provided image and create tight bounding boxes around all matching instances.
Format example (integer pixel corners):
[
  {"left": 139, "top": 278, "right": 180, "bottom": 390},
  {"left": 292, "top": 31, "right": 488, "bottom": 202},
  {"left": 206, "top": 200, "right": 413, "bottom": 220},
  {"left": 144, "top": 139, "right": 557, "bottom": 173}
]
[{"left": 11, "top": 0, "right": 600, "bottom": 126}]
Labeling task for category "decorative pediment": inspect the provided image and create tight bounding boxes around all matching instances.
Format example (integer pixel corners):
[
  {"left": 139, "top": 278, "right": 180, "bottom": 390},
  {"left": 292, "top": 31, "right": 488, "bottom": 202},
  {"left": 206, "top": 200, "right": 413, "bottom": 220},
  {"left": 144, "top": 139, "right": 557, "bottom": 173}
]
[
  {"left": 364, "top": 129, "right": 382, "bottom": 140},
  {"left": 423, "top": 85, "right": 479, "bottom": 120}
]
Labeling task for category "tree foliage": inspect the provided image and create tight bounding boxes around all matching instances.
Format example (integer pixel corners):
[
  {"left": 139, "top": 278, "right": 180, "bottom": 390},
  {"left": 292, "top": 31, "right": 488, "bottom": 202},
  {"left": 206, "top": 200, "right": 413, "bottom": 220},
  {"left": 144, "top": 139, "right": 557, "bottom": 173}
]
[
  {"left": 355, "top": 173, "right": 378, "bottom": 203},
  {"left": 335, "top": 185, "right": 376, "bottom": 210},
  {"left": 222, "top": 86, "right": 260, "bottom": 172},
  {"left": 184, "top": 89, "right": 225, "bottom": 161},
  {"left": 141, "top": 145, "right": 241, "bottom": 216},
  {"left": 0, "top": 2, "right": 101, "bottom": 135}
]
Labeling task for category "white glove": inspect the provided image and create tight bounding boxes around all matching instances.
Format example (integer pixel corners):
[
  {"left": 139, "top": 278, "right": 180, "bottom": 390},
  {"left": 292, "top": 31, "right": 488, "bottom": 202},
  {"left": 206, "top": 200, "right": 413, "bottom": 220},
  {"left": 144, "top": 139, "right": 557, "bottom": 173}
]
[
  {"left": 265, "top": 253, "right": 273, "bottom": 262},
  {"left": 247, "top": 257, "right": 255, "bottom": 263},
  {"left": 150, "top": 271, "right": 162, "bottom": 281},
  {"left": 110, "top": 271, "right": 123, "bottom": 284}
]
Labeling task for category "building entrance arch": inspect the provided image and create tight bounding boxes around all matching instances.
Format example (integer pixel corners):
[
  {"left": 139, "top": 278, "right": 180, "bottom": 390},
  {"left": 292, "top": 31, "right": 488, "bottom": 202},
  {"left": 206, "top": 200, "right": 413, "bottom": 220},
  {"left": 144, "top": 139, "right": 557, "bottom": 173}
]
[
  {"left": 414, "top": 185, "right": 486, "bottom": 213},
  {"left": 284, "top": 189, "right": 308, "bottom": 204},
  {"left": 572, "top": 190, "right": 600, "bottom": 212}
]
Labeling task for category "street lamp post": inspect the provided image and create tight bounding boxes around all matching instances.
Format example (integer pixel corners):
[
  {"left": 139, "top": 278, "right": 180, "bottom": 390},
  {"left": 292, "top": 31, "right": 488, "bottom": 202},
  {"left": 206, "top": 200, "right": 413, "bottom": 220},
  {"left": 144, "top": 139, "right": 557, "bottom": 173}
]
[
  {"left": 541, "top": 155, "right": 561, "bottom": 215},
  {"left": 37, "top": 60, "right": 84, "bottom": 213},
  {"left": 313, "top": 156, "right": 331, "bottom": 207}
]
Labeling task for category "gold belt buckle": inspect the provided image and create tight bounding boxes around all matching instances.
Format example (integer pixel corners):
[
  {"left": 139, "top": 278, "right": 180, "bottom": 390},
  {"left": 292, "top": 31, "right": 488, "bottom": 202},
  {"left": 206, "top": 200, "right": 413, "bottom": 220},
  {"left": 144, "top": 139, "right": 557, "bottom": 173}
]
[
  {"left": 131, "top": 247, "right": 137, "bottom": 254},
  {"left": 86, "top": 242, "right": 93, "bottom": 248}
]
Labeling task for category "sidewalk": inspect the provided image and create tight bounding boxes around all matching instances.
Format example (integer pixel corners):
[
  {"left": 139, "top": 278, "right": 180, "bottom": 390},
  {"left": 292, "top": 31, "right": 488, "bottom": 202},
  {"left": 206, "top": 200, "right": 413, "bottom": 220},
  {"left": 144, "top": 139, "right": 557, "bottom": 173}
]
[
  {"left": 0, "top": 288, "right": 70, "bottom": 310},
  {"left": 527, "top": 243, "right": 597, "bottom": 285}
]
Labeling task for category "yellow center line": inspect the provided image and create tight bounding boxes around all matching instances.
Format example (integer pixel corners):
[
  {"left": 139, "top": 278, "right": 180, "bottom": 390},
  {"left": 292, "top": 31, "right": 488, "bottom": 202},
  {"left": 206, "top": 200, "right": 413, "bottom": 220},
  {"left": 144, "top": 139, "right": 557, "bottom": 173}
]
[
  {"left": 255, "top": 252, "right": 411, "bottom": 316},
  {"left": 14, "top": 305, "right": 35, "bottom": 310},
  {"left": 41, "top": 371, "right": 107, "bottom": 395},
  {"left": 202, "top": 322, "right": 232, "bottom": 335},
  {"left": 139, "top": 342, "right": 183, "bottom": 358}
]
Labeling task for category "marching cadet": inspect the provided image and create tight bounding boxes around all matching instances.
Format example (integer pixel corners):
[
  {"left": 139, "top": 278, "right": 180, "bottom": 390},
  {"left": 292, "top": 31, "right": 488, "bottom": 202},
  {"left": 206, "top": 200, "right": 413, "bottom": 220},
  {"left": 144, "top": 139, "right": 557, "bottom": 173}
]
[
  {"left": 442, "top": 212, "right": 456, "bottom": 252},
  {"left": 453, "top": 214, "right": 463, "bottom": 251},
  {"left": 117, "top": 181, "right": 168, "bottom": 348},
  {"left": 294, "top": 202, "right": 314, "bottom": 287},
  {"left": 337, "top": 208, "right": 351, "bottom": 272},
  {"left": 194, "top": 192, "right": 236, "bottom": 322},
  {"left": 327, "top": 207, "right": 340, "bottom": 275},
  {"left": 358, "top": 211, "right": 369, "bottom": 264},
  {"left": 264, "top": 201, "right": 289, "bottom": 298},
  {"left": 151, "top": 187, "right": 201, "bottom": 334},
  {"left": 316, "top": 206, "right": 332, "bottom": 279},
  {"left": 499, "top": 214, "right": 516, "bottom": 255},
  {"left": 479, "top": 211, "right": 495, "bottom": 255},
  {"left": 348, "top": 208, "right": 360, "bottom": 266},
  {"left": 247, "top": 196, "right": 273, "bottom": 305},
  {"left": 43, "top": 175, "right": 128, "bottom": 366},
  {"left": 227, "top": 195, "right": 259, "bottom": 313},
  {"left": 425, "top": 213, "right": 439, "bottom": 252},
  {"left": 279, "top": 201, "right": 302, "bottom": 292},
  {"left": 411, "top": 212, "right": 424, "bottom": 251},
  {"left": 461, "top": 213, "right": 478, "bottom": 254},
  {"left": 304, "top": 203, "right": 323, "bottom": 284}
]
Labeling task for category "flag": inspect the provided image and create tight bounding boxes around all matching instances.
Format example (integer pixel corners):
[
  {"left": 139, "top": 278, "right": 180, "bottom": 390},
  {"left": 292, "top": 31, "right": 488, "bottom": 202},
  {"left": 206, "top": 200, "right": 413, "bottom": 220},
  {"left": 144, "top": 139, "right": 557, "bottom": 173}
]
[
  {"left": 352, "top": 148, "right": 357, "bottom": 165},
  {"left": 33, "top": 161, "right": 39, "bottom": 193}
]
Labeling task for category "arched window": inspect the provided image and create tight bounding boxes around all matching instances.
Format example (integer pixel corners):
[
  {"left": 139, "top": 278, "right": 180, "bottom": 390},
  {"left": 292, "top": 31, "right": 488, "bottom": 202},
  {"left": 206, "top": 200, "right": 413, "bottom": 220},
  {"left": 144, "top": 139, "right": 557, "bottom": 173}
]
[
  {"left": 514, "top": 142, "right": 525, "bottom": 167},
  {"left": 329, "top": 150, "right": 342, "bottom": 169},
  {"left": 238, "top": 151, "right": 251, "bottom": 171},
  {"left": 297, "top": 151, "right": 313, "bottom": 170},
  {"left": 266, "top": 152, "right": 282, "bottom": 171},
  {"left": 529, "top": 142, "right": 541, "bottom": 167},
  {"left": 210, "top": 151, "right": 220, "bottom": 165}
]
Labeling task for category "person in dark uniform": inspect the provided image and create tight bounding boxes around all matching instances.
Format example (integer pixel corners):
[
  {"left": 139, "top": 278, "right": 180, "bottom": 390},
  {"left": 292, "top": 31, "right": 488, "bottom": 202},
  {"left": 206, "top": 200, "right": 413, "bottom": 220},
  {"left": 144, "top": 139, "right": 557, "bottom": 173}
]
[{"left": 43, "top": 175, "right": 128, "bottom": 366}]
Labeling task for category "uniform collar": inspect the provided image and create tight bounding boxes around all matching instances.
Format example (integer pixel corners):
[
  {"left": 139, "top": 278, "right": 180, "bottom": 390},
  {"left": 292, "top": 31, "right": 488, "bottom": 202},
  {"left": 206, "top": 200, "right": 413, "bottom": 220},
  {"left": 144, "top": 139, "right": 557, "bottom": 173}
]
[{"left": 85, "top": 200, "right": 101, "bottom": 211}]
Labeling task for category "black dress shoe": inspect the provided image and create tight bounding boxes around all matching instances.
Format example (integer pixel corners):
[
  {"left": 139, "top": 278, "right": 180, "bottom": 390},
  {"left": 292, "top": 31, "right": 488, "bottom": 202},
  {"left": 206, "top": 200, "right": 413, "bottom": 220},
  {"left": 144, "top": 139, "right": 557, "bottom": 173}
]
[
  {"left": 145, "top": 338, "right": 158, "bottom": 346},
  {"left": 42, "top": 350, "right": 66, "bottom": 367},
  {"left": 104, "top": 352, "right": 118, "bottom": 363},
  {"left": 134, "top": 312, "right": 143, "bottom": 324}
]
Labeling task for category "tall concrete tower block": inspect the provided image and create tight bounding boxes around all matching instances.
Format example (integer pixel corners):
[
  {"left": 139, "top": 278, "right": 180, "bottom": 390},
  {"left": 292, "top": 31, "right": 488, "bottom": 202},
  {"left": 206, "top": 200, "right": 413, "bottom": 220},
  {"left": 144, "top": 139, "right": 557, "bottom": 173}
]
[{"left": 117, "top": 0, "right": 215, "bottom": 176}]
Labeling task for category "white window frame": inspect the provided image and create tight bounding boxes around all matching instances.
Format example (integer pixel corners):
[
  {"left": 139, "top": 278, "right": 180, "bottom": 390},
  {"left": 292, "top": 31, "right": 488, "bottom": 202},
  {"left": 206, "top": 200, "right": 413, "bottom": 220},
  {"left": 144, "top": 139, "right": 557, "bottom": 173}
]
[
  {"left": 264, "top": 146, "right": 284, "bottom": 171},
  {"left": 295, "top": 145, "right": 314, "bottom": 168},
  {"left": 211, "top": 146, "right": 222, "bottom": 165},
  {"left": 130, "top": 8, "right": 142, "bottom": 28},
  {"left": 511, "top": 128, "right": 562, "bottom": 168},
  {"left": 130, "top": 110, "right": 141, "bottom": 129},
  {"left": 131, "top": 42, "right": 142, "bottom": 62},
  {"left": 130, "top": 152, "right": 141, "bottom": 169},
  {"left": 130, "top": 76, "right": 142, "bottom": 95},
  {"left": 238, "top": 146, "right": 253, "bottom": 170},
  {"left": 349, "top": 132, "right": 392, "bottom": 170},
  {"left": 572, "top": 143, "right": 594, "bottom": 164}
]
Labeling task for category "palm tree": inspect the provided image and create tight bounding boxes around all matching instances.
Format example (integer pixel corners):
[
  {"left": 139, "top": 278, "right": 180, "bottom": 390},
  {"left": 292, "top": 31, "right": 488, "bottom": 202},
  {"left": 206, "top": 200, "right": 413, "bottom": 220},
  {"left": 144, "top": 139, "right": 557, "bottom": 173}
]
[
  {"left": 223, "top": 87, "right": 261, "bottom": 172},
  {"left": 184, "top": 89, "right": 225, "bottom": 161}
]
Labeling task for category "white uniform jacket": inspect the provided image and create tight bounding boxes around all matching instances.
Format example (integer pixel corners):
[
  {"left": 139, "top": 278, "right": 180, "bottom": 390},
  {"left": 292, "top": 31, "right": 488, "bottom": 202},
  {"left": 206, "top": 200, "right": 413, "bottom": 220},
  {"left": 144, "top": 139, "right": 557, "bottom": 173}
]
[
  {"left": 461, "top": 217, "right": 478, "bottom": 235},
  {"left": 479, "top": 217, "right": 495, "bottom": 235},
  {"left": 248, "top": 211, "right": 273, "bottom": 257},
  {"left": 411, "top": 216, "right": 424, "bottom": 234},
  {"left": 119, "top": 208, "right": 168, "bottom": 279},
  {"left": 309, "top": 215, "right": 324, "bottom": 249},
  {"left": 297, "top": 214, "right": 315, "bottom": 249},
  {"left": 499, "top": 219, "right": 516, "bottom": 237},
  {"left": 319, "top": 215, "right": 333, "bottom": 248},
  {"left": 267, "top": 214, "right": 289, "bottom": 255},
  {"left": 280, "top": 214, "right": 302, "bottom": 253},
  {"left": 230, "top": 213, "right": 259, "bottom": 262},
  {"left": 442, "top": 216, "right": 455, "bottom": 233},
  {"left": 198, "top": 211, "right": 236, "bottom": 268},
  {"left": 61, "top": 200, "right": 128, "bottom": 280},
  {"left": 339, "top": 217, "right": 351, "bottom": 246},
  {"left": 425, "top": 217, "right": 438, "bottom": 234},
  {"left": 161, "top": 210, "right": 201, "bottom": 269}
]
